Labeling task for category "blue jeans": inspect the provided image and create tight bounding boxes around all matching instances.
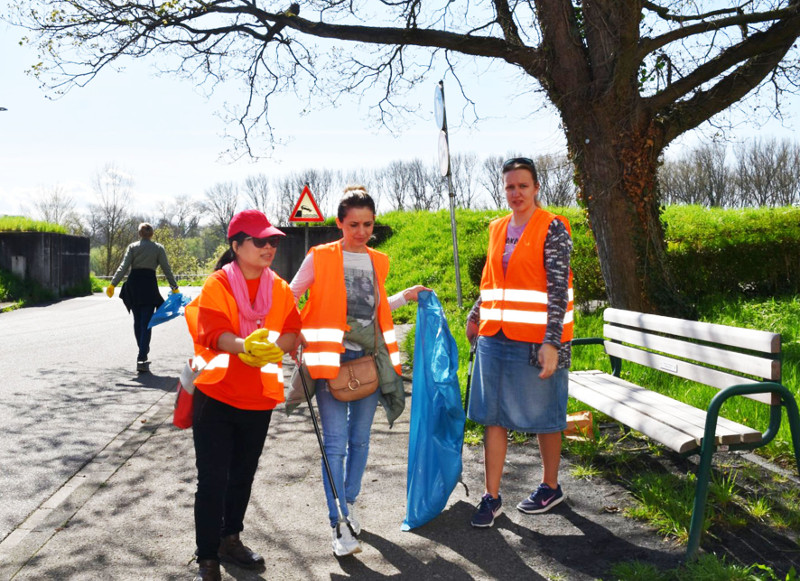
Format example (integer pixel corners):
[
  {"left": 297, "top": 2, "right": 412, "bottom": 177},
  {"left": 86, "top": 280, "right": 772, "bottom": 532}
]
[
  {"left": 132, "top": 304, "right": 156, "bottom": 361},
  {"left": 316, "top": 349, "right": 381, "bottom": 527}
]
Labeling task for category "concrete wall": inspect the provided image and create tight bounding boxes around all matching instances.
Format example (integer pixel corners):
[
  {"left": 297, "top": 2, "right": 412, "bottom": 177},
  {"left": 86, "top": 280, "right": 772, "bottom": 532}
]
[
  {"left": 0, "top": 232, "right": 91, "bottom": 297},
  {"left": 269, "top": 225, "right": 392, "bottom": 282}
]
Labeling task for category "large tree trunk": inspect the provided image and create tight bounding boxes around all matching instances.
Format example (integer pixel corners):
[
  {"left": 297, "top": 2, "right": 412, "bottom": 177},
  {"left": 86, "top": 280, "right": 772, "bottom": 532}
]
[{"left": 567, "top": 119, "right": 690, "bottom": 316}]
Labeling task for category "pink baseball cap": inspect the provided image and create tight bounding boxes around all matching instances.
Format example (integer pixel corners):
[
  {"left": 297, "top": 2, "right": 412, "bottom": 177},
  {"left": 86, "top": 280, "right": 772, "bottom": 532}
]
[{"left": 227, "top": 209, "right": 285, "bottom": 239}]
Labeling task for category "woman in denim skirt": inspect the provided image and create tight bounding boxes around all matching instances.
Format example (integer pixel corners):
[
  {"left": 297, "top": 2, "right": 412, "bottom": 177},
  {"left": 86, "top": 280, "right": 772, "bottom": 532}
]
[{"left": 466, "top": 157, "right": 574, "bottom": 528}]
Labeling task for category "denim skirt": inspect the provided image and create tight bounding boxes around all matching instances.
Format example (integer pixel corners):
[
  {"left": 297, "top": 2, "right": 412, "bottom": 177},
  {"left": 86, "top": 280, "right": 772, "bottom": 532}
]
[{"left": 467, "top": 331, "right": 568, "bottom": 433}]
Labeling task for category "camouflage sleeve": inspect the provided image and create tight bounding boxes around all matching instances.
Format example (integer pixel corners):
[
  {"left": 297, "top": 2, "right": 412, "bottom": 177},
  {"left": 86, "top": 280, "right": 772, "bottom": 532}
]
[
  {"left": 468, "top": 297, "right": 481, "bottom": 328},
  {"left": 543, "top": 218, "right": 573, "bottom": 368}
]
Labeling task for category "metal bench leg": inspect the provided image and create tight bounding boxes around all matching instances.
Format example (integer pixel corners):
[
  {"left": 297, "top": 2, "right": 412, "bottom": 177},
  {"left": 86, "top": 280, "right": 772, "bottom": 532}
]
[
  {"left": 686, "top": 438, "right": 714, "bottom": 561},
  {"left": 782, "top": 393, "right": 800, "bottom": 477}
]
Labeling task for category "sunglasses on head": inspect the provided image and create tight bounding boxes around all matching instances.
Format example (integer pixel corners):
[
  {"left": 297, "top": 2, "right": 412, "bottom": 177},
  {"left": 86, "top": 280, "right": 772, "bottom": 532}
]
[
  {"left": 245, "top": 236, "right": 281, "bottom": 248},
  {"left": 502, "top": 157, "right": 536, "bottom": 171}
]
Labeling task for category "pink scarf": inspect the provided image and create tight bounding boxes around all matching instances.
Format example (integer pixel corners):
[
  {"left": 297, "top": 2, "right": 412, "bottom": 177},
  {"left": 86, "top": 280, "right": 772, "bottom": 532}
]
[{"left": 222, "top": 261, "right": 273, "bottom": 337}]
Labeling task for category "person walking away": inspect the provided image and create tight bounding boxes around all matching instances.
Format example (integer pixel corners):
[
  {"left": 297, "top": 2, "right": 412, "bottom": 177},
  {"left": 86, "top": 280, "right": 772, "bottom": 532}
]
[
  {"left": 465, "top": 157, "right": 574, "bottom": 528},
  {"left": 185, "top": 209, "right": 300, "bottom": 581},
  {"left": 105, "top": 222, "right": 180, "bottom": 373},
  {"left": 290, "top": 186, "right": 429, "bottom": 557}
]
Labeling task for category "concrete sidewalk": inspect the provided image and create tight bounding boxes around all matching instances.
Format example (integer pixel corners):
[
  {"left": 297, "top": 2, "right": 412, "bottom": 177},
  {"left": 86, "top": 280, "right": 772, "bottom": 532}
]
[{"left": 0, "top": 360, "right": 688, "bottom": 581}]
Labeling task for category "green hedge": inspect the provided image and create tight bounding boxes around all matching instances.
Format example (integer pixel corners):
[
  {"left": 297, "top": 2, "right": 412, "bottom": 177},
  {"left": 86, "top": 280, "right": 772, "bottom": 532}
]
[
  {"left": 380, "top": 205, "right": 800, "bottom": 310},
  {"left": 664, "top": 206, "right": 800, "bottom": 300}
]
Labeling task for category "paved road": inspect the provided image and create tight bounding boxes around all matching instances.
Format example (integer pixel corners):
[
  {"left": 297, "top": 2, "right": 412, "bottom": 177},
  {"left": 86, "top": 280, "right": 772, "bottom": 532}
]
[
  {"left": 7, "top": 293, "right": 794, "bottom": 578},
  {"left": 0, "top": 289, "right": 197, "bottom": 544}
]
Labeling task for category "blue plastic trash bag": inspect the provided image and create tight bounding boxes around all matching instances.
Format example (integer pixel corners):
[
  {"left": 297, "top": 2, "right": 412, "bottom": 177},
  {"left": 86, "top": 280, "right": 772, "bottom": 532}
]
[
  {"left": 402, "top": 290, "right": 465, "bottom": 531},
  {"left": 148, "top": 292, "right": 191, "bottom": 328}
]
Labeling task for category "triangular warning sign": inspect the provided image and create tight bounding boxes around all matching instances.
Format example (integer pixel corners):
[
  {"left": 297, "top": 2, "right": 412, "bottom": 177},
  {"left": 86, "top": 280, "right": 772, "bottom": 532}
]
[{"left": 289, "top": 184, "right": 325, "bottom": 223}]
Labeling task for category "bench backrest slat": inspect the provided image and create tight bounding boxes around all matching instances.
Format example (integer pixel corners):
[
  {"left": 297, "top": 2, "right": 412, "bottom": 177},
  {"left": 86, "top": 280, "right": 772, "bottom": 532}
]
[
  {"left": 605, "top": 309, "right": 781, "bottom": 354},
  {"left": 603, "top": 324, "right": 781, "bottom": 381},
  {"left": 604, "top": 342, "right": 776, "bottom": 405},
  {"left": 603, "top": 308, "right": 782, "bottom": 406}
]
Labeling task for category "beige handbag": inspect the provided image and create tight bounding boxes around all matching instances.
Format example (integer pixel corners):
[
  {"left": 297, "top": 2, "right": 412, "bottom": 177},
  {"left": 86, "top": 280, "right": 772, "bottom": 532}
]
[{"left": 328, "top": 263, "right": 380, "bottom": 402}]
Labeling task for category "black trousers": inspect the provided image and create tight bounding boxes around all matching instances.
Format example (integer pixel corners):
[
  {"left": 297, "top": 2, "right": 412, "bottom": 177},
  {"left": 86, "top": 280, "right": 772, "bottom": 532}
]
[{"left": 192, "top": 389, "right": 273, "bottom": 561}]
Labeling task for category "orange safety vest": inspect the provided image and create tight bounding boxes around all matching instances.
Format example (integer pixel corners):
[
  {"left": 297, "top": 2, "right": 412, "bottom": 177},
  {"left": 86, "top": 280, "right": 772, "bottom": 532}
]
[
  {"left": 301, "top": 241, "right": 402, "bottom": 379},
  {"left": 185, "top": 270, "right": 295, "bottom": 408},
  {"left": 479, "top": 210, "right": 574, "bottom": 343}
]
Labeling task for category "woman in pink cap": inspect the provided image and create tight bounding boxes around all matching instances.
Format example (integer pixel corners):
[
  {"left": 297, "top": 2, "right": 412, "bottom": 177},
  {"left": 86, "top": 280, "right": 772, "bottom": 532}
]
[{"left": 185, "top": 209, "right": 301, "bottom": 581}]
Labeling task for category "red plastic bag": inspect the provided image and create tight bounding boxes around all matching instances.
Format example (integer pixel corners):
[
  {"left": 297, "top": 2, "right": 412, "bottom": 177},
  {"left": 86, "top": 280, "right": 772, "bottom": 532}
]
[{"left": 173, "top": 359, "right": 198, "bottom": 429}]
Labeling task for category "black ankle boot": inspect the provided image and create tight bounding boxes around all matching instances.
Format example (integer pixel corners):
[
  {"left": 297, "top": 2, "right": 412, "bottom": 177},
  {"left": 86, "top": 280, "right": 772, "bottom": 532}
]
[
  {"left": 218, "top": 533, "right": 265, "bottom": 569},
  {"left": 194, "top": 559, "right": 221, "bottom": 581}
]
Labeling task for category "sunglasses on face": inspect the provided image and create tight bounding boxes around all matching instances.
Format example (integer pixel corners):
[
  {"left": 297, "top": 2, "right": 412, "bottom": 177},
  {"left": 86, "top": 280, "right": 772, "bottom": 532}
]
[
  {"left": 245, "top": 236, "right": 281, "bottom": 248},
  {"left": 502, "top": 157, "right": 536, "bottom": 171}
]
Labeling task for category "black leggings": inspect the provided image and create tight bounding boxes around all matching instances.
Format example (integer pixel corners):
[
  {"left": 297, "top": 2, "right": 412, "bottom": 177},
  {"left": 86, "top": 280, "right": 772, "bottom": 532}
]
[{"left": 192, "top": 389, "right": 273, "bottom": 561}]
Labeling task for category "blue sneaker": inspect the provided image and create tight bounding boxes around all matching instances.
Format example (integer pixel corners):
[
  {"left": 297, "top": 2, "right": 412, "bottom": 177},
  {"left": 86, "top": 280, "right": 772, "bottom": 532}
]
[
  {"left": 517, "top": 483, "right": 564, "bottom": 514},
  {"left": 471, "top": 493, "right": 502, "bottom": 528}
]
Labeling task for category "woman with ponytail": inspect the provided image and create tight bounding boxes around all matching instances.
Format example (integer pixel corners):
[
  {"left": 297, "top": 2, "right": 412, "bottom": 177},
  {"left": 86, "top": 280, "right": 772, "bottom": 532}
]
[{"left": 185, "top": 210, "right": 301, "bottom": 581}]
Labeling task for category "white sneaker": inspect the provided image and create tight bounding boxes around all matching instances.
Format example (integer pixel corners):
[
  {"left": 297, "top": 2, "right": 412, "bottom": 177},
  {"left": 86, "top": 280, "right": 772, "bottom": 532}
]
[
  {"left": 331, "top": 524, "right": 362, "bottom": 557},
  {"left": 347, "top": 503, "right": 361, "bottom": 535}
]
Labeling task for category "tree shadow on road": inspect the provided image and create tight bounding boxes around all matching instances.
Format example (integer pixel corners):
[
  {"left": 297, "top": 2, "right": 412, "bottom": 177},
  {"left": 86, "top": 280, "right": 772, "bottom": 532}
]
[
  {"left": 335, "top": 525, "right": 547, "bottom": 580},
  {"left": 406, "top": 499, "right": 683, "bottom": 580}
]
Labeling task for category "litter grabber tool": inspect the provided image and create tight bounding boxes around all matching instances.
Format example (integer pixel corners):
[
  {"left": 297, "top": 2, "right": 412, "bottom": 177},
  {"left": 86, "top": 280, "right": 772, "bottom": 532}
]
[
  {"left": 464, "top": 340, "right": 477, "bottom": 414},
  {"left": 293, "top": 348, "right": 361, "bottom": 550},
  {"left": 457, "top": 340, "right": 478, "bottom": 498}
]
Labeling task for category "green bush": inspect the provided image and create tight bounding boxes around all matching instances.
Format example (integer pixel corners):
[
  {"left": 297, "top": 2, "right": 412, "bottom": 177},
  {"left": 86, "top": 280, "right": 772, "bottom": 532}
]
[
  {"left": 0, "top": 268, "right": 55, "bottom": 305},
  {"left": 61, "top": 278, "right": 93, "bottom": 297},
  {"left": 89, "top": 273, "right": 106, "bottom": 293},
  {"left": 664, "top": 206, "right": 800, "bottom": 300}
]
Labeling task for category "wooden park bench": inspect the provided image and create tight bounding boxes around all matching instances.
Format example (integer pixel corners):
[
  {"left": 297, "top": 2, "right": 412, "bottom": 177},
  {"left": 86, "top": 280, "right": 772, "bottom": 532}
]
[{"left": 568, "top": 308, "right": 800, "bottom": 560}]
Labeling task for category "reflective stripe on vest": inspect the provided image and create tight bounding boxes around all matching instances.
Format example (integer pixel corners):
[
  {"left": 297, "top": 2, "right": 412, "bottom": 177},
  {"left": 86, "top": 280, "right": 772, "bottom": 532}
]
[
  {"left": 383, "top": 329, "right": 401, "bottom": 366},
  {"left": 261, "top": 362, "right": 282, "bottom": 383},
  {"left": 205, "top": 353, "right": 230, "bottom": 370},
  {"left": 303, "top": 328, "right": 346, "bottom": 344},
  {"left": 480, "top": 288, "right": 574, "bottom": 325},
  {"left": 303, "top": 351, "right": 342, "bottom": 368}
]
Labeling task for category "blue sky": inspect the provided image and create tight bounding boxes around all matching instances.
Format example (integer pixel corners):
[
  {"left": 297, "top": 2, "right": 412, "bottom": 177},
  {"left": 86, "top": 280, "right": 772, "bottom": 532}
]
[{"left": 2, "top": 14, "right": 800, "bottom": 220}]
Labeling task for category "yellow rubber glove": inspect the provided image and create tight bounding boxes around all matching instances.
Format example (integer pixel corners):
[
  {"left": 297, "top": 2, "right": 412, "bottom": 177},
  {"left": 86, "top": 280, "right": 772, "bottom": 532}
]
[
  {"left": 106, "top": 285, "right": 115, "bottom": 298},
  {"left": 247, "top": 341, "right": 284, "bottom": 363},
  {"left": 243, "top": 328, "right": 284, "bottom": 364},
  {"left": 243, "top": 328, "right": 270, "bottom": 350},
  {"left": 238, "top": 352, "right": 271, "bottom": 368},
  {"left": 172, "top": 288, "right": 180, "bottom": 294}
]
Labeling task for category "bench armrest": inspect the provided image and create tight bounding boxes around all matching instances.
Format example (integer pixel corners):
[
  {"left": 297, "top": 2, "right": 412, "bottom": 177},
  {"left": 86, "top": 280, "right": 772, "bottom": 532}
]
[
  {"left": 572, "top": 337, "right": 621, "bottom": 376},
  {"left": 572, "top": 337, "right": 604, "bottom": 346},
  {"left": 708, "top": 382, "right": 798, "bottom": 447}
]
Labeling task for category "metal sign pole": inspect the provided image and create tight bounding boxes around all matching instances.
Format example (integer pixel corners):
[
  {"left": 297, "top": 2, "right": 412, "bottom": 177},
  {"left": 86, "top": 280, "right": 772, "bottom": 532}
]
[
  {"left": 435, "top": 81, "right": 463, "bottom": 307},
  {"left": 447, "top": 173, "right": 463, "bottom": 308}
]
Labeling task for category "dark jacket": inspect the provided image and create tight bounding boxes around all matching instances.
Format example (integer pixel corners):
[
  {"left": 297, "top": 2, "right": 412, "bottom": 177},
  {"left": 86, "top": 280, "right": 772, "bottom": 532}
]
[{"left": 120, "top": 269, "right": 164, "bottom": 312}]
